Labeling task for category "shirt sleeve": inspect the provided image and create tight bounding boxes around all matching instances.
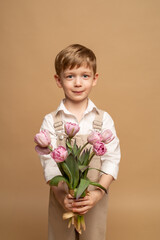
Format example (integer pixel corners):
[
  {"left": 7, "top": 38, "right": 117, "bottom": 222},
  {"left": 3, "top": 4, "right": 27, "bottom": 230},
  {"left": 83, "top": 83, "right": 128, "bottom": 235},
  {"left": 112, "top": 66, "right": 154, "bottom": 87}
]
[
  {"left": 100, "top": 112, "right": 121, "bottom": 180},
  {"left": 39, "top": 114, "right": 61, "bottom": 182}
]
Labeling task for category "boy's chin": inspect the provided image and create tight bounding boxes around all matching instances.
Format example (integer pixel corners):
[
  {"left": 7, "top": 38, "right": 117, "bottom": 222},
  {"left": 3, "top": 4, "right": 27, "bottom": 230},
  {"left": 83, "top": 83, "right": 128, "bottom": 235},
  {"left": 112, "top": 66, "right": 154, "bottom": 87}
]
[{"left": 65, "top": 97, "right": 88, "bottom": 104}]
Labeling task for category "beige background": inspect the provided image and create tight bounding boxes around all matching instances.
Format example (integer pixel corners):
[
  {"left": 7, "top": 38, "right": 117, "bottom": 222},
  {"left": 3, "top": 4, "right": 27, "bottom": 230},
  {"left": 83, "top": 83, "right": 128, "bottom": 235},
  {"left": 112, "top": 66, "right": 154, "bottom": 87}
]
[{"left": 1, "top": 0, "right": 160, "bottom": 239}]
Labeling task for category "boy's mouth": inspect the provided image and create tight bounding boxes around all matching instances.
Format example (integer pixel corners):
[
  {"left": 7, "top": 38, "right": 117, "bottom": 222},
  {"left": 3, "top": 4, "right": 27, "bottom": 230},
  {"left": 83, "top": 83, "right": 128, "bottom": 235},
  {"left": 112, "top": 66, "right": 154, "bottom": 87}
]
[{"left": 72, "top": 91, "right": 84, "bottom": 94}]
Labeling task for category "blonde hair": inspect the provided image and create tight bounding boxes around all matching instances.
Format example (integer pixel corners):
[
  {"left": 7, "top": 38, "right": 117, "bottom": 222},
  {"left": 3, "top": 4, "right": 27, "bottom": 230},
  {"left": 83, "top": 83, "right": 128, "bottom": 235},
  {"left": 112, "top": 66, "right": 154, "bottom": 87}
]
[{"left": 55, "top": 44, "right": 97, "bottom": 75}]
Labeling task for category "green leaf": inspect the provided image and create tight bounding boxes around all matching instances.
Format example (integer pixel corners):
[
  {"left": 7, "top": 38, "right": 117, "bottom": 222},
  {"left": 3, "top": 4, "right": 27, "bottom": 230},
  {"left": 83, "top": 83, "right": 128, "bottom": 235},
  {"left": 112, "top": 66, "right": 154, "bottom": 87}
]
[
  {"left": 71, "top": 140, "right": 81, "bottom": 158},
  {"left": 61, "top": 162, "right": 73, "bottom": 188},
  {"left": 78, "top": 150, "right": 86, "bottom": 164},
  {"left": 82, "top": 168, "right": 89, "bottom": 179},
  {"left": 66, "top": 141, "right": 72, "bottom": 150},
  {"left": 65, "top": 154, "right": 79, "bottom": 188},
  {"left": 89, "top": 182, "right": 108, "bottom": 194},
  {"left": 79, "top": 165, "right": 88, "bottom": 172},
  {"left": 77, "top": 141, "right": 89, "bottom": 158},
  {"left": 83, "top": 148, "right": 91, "bottom": 166},
  {"left": 49, "top": 175, "right": 69, "bottom": 187},
  {"left": 76, "top": 147, "right": 82, "bottom": 158},
  {"left": 57, "top": 163, "right": 68, "bottom": 180},
  {"left": 88, "top": 167, "right": 109, "bottom": 175},
  {"left": 76, "top": 179, "right": 90, "bottom": 199},
  {"left": 67, "top": 148, "right": 72, "bottom": 155},
  {"left": 78, "top": 148, "right": 91, "bottom": 165},
  {"left": 72, "top": 141, "right": 78, "bottom": 155}
]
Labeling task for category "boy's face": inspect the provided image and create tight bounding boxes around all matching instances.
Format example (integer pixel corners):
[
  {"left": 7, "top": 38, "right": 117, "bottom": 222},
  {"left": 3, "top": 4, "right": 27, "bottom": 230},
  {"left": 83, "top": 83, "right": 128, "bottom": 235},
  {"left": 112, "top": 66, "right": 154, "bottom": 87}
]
[{"left": 55, "top": 65, "right": 98, "bottom": 104}]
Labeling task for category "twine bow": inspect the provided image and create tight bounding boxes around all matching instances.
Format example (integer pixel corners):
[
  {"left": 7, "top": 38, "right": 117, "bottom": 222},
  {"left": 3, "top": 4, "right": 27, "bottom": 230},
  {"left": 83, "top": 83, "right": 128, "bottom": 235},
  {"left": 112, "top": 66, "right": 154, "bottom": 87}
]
[{"left": 63, "top": 212, "right": 86, "bottom": 234}]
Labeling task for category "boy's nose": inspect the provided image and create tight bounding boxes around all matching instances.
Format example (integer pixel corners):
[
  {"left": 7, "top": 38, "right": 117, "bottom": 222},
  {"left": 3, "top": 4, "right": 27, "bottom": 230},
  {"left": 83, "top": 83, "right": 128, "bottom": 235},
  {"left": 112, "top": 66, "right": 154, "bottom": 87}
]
[{"left": 74, "top": 77, "right": 82, "bottom": 86}]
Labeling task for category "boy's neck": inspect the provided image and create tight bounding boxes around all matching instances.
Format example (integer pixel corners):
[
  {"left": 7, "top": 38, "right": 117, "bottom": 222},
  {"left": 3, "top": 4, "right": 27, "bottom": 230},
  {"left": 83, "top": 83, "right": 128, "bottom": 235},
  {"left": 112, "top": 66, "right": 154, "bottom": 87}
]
[{"left": 63, "top": 98, "right": 88, "bottom": 122}]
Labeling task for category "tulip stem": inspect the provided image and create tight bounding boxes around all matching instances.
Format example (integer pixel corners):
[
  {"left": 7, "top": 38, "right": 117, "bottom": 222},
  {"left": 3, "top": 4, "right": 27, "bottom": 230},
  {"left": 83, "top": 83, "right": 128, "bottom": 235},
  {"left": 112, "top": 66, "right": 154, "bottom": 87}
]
[
  {"left": 48, "top": 145, "right": 53, "bottom": 151},
  {"left": 68, "top": 137, "right": 72, "bottom": 145},
  {"left": 88, "top": 152, "right": 95, "bottom": 164},
  {"left": 78, "top": 142, "right": 89, "bottom": 156}
]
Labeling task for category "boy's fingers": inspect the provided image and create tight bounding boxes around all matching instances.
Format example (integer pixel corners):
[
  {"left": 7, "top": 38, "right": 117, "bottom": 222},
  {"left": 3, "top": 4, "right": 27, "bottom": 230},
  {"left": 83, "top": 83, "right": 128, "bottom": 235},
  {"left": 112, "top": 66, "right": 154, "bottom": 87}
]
[
  {"left": 68, "top": 196, "right": 89, "bottom": 201},
  {"left": 67, "top": 194, "right": 74, "bottom": 199},
  {"left": 72, "top": 200, "right": 89, "bottom": 207},
  {"left": 74, "top": 196, "right": 89, "bottom": 201},
  {"left": 72, "top": 205, "right": 90, "bottom": 214}
]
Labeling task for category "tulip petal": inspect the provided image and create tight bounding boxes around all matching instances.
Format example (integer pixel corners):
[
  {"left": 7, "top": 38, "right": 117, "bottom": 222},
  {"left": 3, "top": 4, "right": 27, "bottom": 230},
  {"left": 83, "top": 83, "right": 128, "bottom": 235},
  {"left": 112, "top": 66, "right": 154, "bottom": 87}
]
[{"left": 35, "top": 145, "right": 51, "bottom": 155}]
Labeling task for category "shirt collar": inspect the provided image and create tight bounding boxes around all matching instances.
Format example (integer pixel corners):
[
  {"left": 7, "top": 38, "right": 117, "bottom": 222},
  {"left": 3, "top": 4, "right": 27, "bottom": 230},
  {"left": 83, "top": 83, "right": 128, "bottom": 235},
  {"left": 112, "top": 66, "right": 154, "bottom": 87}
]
[{"left": 55, "top": 98, "right": 99, "bottom": 116}]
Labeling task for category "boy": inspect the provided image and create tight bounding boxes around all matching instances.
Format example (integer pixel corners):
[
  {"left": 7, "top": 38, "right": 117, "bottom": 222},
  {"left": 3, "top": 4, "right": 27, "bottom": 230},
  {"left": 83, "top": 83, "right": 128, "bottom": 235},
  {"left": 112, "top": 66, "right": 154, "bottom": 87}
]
[{"left": 40, "top": 44, "right": 120, "bottom": 240}]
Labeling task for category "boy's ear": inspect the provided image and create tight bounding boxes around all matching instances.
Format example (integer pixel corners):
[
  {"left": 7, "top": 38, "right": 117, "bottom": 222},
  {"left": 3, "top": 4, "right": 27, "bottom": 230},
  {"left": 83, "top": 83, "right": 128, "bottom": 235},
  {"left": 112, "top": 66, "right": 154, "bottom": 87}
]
[
  {"left": 54, "top": 75, "right": 63, "bottom": 88},
  {"left": 92, "top": 73, "right": 98, "bottom": 86}
]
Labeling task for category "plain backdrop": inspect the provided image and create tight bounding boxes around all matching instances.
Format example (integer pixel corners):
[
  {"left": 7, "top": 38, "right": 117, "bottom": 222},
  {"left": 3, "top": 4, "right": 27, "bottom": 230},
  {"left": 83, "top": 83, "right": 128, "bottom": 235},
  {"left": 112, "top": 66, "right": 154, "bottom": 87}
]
[{"left": 1, "top": 0, "right": 160, "bottom": 239}]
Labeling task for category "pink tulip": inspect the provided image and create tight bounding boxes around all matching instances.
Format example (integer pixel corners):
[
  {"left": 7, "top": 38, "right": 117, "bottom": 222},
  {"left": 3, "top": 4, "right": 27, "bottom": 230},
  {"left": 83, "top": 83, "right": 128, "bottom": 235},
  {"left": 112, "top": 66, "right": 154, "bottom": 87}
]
[
  {"left": 35, "top": 145, "right": 52, "bottom": 155},
  {"left": 87, "top": 131, "right": 103, "bottom": 145},
  {"left": 34, "top": 130, "right": 51, "bottom": 147},
  {"left": 51, "top": 146, "right": 68, "bottom": 163},
  {"left": 93, "top": 141, "right": 107, "bottom": 156},
  {"left": 101, "top": 129, "right": 115, "bottom": 144},
  {"left": 64, "top": 122, "right": 80, "bottom": 138}
]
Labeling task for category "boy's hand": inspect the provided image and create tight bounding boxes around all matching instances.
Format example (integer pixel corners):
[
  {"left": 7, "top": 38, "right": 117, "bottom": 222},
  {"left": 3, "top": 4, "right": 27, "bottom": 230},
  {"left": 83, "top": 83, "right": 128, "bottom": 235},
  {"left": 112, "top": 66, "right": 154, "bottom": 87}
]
[
  {"left": 51, "top": 174, "right": 113, "bottom": 214},
  {"left": 63, "top": 194, "right": 75, "bottom": 211},
  {"left": 50, "top": 182, "right": 75, "bottom": 211},
  {"left": 71, "top": 189, "right": 104, "bottom": 215},
  {"left": 71, "top": 174, "right": 114, "bottom": 215}
]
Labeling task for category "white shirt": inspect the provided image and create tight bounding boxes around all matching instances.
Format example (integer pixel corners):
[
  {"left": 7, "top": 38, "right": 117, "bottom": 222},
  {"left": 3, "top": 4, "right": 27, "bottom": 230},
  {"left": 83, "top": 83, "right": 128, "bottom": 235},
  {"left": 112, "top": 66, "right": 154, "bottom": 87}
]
[{"left": 40, "top": 99, "right": 121, "bottom": 182}]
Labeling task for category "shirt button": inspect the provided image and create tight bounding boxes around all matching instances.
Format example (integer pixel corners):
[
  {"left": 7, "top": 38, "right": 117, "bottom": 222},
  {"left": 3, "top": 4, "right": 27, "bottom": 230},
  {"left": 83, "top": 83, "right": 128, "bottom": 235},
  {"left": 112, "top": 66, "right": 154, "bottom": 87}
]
[{"left": 59, "top": 135, "right": 64, "bottom": 140}]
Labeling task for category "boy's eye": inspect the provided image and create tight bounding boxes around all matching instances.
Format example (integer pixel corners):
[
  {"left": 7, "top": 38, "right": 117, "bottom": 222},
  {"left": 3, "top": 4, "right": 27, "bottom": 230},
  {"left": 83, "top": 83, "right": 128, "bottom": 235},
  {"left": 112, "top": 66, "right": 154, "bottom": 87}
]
[
  {"left": 66, "top": 75, "right": 73, "bottom": 79},
  {"left": 83, "top": 74, "right": 89, "bottom": 78}
]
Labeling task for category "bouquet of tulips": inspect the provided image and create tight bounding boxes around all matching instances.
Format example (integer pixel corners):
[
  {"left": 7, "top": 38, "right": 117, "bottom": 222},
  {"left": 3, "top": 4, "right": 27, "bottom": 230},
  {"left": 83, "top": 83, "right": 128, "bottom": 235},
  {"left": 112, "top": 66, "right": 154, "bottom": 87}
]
[{"left": 34, "top": 122, "right": 114, "bottom": 234}]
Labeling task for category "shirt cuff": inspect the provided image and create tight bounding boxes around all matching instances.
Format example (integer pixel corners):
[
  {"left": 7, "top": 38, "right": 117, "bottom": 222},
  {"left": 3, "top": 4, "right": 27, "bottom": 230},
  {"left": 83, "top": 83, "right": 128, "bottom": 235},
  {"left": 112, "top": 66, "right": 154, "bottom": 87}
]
[
  {"left": 43, "top": 166, "right": 61, "bottom": 182},
  {"left": 101, "top": 161, "right": 119, "bottom": 180}
]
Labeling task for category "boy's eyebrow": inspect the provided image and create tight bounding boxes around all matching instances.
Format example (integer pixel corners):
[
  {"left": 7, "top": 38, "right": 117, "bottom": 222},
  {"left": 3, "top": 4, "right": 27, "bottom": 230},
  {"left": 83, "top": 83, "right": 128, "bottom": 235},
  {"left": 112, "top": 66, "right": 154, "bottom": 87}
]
[
  {"left": 82, "top": 71, "right": 92, "bottom": 74},
  {"left": 63, "top": 70, "right": 92, "bottom": 74}
]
